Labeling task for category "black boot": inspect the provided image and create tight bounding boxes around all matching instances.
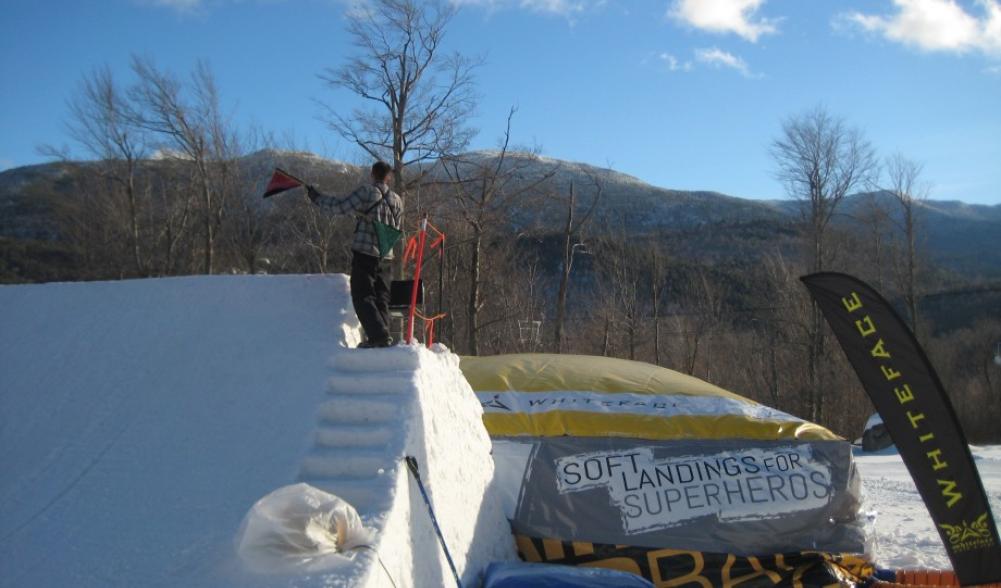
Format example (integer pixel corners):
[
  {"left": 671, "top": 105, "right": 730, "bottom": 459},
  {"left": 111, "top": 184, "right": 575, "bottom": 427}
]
[{"left": 357, "top": 336, "right": 394, "bottom": 349}]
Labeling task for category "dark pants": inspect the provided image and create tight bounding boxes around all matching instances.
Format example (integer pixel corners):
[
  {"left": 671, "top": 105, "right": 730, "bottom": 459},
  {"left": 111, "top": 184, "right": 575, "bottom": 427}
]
[{"left": 350, "top": 251, "right": 391, "bottom": 343}]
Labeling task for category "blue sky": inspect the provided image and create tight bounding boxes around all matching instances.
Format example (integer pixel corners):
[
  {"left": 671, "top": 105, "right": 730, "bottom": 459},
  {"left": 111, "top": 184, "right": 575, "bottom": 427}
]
[{"left": 1, "top": 0, "right": 999, "bottom": 204}]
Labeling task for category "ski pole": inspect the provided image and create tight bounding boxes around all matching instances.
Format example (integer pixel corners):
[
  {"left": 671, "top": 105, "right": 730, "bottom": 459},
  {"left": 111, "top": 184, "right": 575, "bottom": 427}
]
[{"left": 404, "top": 456, "right": 463, "bottom": 588}]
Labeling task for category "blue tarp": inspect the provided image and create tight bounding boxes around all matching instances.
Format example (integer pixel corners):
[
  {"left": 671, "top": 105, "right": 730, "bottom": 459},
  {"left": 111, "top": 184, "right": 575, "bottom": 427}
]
[{"left": 482, "top": 561, "right": 654, "bottom": 588}]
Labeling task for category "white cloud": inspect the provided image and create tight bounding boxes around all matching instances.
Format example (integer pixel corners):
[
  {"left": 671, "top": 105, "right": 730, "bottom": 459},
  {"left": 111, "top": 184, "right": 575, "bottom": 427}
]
[
  {"left": 694, "top": 46, "right": 756, "bottom": 76},
  {"left": 659, "top": 52, "right": 679, "bottom": 70},
  {"left": 657, "top": 52, "right": 692, "bottom": 71},
  {"left": 669, "top": 0, "right": 778, "bottom": 42},
  {"left": 649, "top": 48, "right": 757, "bottom": 76},
  {"left": 843, "top": 0, "right": 1001, "bottom": 57}
]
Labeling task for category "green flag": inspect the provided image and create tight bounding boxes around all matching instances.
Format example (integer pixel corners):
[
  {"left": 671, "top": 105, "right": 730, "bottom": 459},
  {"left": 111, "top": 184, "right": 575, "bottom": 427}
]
[{"left": 374, "top": 220, "right": 403, "bottom": 258}]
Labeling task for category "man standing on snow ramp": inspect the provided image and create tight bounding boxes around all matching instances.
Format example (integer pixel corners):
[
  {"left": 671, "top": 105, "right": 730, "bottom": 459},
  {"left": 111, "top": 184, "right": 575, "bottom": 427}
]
[{"left": 307, "top": 161, "right": 403, "bottom": 348}]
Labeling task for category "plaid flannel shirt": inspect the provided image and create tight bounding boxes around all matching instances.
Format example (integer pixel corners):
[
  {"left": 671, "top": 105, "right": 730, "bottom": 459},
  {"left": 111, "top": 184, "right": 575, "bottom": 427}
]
[{"left": 309, "top": 182, "right": 403, "bottom": 259}]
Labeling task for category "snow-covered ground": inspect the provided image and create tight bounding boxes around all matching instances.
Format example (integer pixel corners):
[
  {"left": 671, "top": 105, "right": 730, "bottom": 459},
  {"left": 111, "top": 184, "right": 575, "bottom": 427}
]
[
  {"left": 856, "top": 444, "right": 1001, "bottom": 571},
  {"left": 1, "top": 274, "right": 998, "bottom": 587},
  {"left": 1, "top": 275, "right": 357, "bottom": 588}
]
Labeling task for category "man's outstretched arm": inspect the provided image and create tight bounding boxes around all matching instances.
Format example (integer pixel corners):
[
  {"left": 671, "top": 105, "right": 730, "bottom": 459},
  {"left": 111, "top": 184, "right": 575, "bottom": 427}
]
[{"left": 306, "top": 185, "right": 369, "bottom": 216}]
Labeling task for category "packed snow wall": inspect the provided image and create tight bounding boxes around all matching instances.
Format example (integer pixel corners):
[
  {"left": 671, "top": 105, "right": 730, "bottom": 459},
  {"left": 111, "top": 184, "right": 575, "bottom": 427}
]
[
  {"left": 289, "top": 343, "right": 517, "bottom": 587},
  {"left": 0, "top": 275, "right": 516, "bottom": 588}
]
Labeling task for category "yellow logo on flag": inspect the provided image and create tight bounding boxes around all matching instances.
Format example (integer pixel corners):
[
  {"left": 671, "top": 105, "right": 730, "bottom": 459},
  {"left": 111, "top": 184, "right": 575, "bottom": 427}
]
[{"left": 939, "top": 513, "right": 995, "bottom": 553}]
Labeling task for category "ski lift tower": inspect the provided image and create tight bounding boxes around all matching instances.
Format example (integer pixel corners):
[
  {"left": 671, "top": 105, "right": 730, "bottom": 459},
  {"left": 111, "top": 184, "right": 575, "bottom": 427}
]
[{"left": 518, "top": 319, "right": 542, "bottom": 348}]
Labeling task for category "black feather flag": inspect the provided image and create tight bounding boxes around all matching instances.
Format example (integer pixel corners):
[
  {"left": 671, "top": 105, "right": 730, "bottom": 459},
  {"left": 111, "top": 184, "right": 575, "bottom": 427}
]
[{"left": 802, "top": 272, "right": 1001, "bottom": 585}]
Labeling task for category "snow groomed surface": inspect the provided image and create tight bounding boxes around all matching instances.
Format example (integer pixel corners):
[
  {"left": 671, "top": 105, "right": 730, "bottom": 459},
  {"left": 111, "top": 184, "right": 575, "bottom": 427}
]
[
  {"left": 0, "top": 275, "right": 515, "bottom": 588},
  {"left": 856, "top": 444, "right": 1001, "bottom": 573}
]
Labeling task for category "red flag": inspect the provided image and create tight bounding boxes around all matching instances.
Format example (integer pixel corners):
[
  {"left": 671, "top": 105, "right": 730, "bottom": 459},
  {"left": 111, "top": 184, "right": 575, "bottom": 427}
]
[{"left": 263, "top": 168, "right": 303, "bottom": 198}]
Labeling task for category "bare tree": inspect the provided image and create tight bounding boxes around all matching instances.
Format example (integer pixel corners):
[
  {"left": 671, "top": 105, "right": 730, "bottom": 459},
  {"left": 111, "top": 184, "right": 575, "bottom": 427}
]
[
  {"left": 507, "top": 255, "right": 545, "bottom": 353},
  {"left": 279, "top": 168, "right": 357, "bottom": 273},
  {"left": 319, "top": 0, "right": 479, "bottom": 193},
  {"left": 771, "top": 106, "right": 877, "bottom": 422},
  {"left": 149, "top": 165, "right": 195, "bottom": 275},
  {"left": 226, "top": 176, "right": 272, "bottom": 273},
  {"left": 297, "top": 202, "right": 347, "bottom": 273},
  {"left": 63, "top": 66, "right": 150, "bottom": 275},
  {"left": 553, "top": 172, "right": 603, "bottom": 352},
  {"left": 129, "top": 57, "right": 234, "bottom": 274},
  {"left": 772, "top": 106, "right": 878, "bottom": 272},
  {"left": 855, "top": 192, "right": 893, "bottom": 291},
  {"left": 884, "top": 153, "right": 929, "bottom": 338},
  {"left": 759, "top": 252, "right": 813, "bottom": 414},
  {"left": 650, "top": 243, "right": 668, "bottom": 365},
  {"left": 437, "top": 109, "right": 555, "bottom": 354},
  {"left": 592, "top": 234, "right": 647, "bottom": 361},
  {"left": 469, "top": 241, "right": 545, "bottom": 355},
  {"left": 220, "top": 134, "right": 278, "bottom": 274},
  {"left": 589, "top": 273, "right": 619, "bottom": 358},
  {"left": 684, "top": 270, "right": 724, "bottom": 378}
]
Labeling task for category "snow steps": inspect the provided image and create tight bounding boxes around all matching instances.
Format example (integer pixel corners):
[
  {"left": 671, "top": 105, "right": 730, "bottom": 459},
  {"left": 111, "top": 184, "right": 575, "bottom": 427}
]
[
  {"left": 300, "top": 447, "right": 389, "bottom": 479},
  {"left": 297, "top": 347, "right": 421, "bottom": 515},
  {"left": 327, "top": 373, "right": 414, "bottom": 395},
  {"left": 314, "top": 424, "right": 395, "bottom": 447},
  {"left": 328, "top": 349, "right": 421, "bottom": 373},
  {"left": 317, "top": 396, "right": 402, "bottom": 425},
  {"left": 297, "top": 475, "right": 397, "bottom": 513}
]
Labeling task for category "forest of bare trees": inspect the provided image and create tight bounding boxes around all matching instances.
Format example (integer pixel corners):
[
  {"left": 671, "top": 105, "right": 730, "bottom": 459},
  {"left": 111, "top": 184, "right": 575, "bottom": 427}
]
[{"left": 13, "top": 0, "right": 999, "bottom": 443}]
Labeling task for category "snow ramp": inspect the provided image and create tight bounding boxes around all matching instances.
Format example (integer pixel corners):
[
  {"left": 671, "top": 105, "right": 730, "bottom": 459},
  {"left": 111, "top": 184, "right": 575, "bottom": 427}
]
[{"left": 0, "top": 275, "right": 515, "bottom": 587}]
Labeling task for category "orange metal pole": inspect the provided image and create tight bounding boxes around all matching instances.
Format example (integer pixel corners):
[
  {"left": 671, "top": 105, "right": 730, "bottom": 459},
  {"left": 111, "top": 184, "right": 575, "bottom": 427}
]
[{"left": 406, "top": 216, "right": 428, "bottom": 344}]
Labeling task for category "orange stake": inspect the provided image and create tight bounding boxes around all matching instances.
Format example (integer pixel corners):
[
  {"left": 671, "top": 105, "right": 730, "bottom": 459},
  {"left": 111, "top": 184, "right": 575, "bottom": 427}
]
[{"left": 406, "top": 216, "right": 428, "bottom": 344}]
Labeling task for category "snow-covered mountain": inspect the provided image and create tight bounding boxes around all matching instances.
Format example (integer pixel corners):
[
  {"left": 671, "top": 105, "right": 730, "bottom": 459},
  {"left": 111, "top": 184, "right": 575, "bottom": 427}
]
[
  {"left": 2, "top": 150, "right": 1000, "bottom": 276},
  {"left": 443, "top": 150, "right": 787, "bottom": 231},
  {"left": 768, "top": 190, "right": 1001, "bottom": 276},
  {"left": 0, "top": 161, "right": 79, "bottom": 241}
]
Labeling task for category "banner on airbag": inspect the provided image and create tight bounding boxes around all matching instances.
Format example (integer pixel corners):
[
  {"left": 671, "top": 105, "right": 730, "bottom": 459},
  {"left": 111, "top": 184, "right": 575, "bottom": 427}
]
[{"left": 513, "top": 438, "right": 864, "bottom": 556}]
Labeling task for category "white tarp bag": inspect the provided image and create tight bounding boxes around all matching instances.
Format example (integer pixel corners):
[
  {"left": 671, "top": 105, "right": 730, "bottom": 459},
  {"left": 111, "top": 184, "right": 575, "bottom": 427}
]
[{"left": 236, "top": 483, "right": 375, "bottom": 574}]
